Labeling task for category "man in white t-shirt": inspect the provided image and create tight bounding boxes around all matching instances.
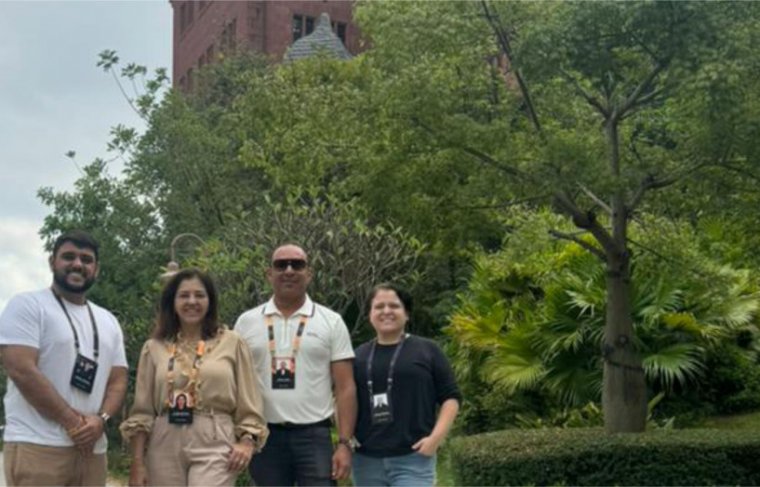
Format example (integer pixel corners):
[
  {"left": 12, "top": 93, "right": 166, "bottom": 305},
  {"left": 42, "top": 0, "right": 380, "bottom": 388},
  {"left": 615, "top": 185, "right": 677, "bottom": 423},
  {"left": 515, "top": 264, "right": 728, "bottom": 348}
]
[
  {"left": 0, "top": 230, "right": 128, "bottom": 486},
  {"left": 235, "top": 244, "right": 357, "bottom": 486}
]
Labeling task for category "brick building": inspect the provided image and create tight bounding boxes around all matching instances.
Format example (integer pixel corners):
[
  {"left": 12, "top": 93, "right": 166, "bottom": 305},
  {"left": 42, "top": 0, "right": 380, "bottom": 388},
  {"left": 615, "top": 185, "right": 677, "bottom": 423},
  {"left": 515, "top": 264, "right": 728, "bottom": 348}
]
[{"left": 171, "top": 0, "right": 358, "bottom": 89}]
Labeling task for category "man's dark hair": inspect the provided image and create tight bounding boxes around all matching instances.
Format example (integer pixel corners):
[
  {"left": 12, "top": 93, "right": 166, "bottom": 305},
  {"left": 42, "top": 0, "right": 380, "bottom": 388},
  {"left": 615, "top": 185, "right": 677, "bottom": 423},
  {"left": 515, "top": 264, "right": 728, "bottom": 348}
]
[{"left": 52, "top": 230, "right": 100, "bottom": 261}]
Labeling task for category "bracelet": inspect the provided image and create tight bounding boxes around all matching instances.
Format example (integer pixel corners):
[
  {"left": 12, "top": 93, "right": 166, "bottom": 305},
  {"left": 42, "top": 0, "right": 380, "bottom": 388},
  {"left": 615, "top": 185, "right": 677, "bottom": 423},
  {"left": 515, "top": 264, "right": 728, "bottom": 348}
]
[{"left": 239, "top": 433, "right": 257, "bottom": 445}]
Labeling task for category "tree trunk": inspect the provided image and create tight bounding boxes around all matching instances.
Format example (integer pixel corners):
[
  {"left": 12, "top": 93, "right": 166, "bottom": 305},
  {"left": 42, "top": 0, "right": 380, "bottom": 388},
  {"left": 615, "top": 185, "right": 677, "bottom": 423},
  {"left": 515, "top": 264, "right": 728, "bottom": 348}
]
[
  {"left": 602, "top": 119, "right": 647, "bottom": 433},
  {"left": 602, "top": 217, "right": 647, "bottom": 433}
]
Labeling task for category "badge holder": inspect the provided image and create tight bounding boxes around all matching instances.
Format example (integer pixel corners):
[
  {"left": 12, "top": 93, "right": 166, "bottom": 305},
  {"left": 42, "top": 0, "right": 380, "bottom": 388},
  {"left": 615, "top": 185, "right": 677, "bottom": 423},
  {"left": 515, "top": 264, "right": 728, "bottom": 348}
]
[
  {"left": 168, "top": 392, "right": 194, "bottom": 425},
  {"left": 272, "top": 356, "right": 296, "bottom": 389},
  {"left": 370, "top": 392, "right": 393, "bottom": 425},
  {"left": 70, "top": 354, "right": 98, "bottom": 394}
]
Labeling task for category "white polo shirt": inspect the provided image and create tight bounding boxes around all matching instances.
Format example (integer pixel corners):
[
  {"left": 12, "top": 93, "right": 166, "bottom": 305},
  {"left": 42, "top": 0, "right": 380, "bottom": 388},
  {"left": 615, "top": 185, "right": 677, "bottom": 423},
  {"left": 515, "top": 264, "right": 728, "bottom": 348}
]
[
  {"left": 234, "top": 295, "right": 354, "bottom": 424},
  {"left": 0, "top": 288, "right": 128, "bottom": 454}
]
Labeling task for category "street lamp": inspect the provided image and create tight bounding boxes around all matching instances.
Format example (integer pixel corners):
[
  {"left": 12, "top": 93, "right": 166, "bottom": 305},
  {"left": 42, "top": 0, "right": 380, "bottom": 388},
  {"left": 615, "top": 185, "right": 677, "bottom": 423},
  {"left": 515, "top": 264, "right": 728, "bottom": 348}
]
[{"left": 160, "top": 233, "right": 205, "bottom": 283}]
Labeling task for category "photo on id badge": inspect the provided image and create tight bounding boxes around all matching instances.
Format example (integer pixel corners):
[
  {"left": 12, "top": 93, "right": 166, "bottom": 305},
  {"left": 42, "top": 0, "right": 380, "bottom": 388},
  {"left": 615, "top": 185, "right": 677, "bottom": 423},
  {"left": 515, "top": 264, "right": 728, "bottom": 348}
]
[
  {"left": 272, "top": 357, "right": 295, "bottom": 389},
  {"left": 371, "top": 392, "right": 392, "bottom": 424},
  {"left": 169, "top": 391, "right": 194, "bottom": 424}
]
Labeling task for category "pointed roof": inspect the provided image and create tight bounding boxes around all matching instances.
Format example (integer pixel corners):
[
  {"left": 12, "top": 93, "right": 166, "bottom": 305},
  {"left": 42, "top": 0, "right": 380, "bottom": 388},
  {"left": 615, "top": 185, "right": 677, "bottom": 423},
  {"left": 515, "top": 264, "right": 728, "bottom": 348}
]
[{"left": 284, "top": 12, "right": 353, "bottom": 62}]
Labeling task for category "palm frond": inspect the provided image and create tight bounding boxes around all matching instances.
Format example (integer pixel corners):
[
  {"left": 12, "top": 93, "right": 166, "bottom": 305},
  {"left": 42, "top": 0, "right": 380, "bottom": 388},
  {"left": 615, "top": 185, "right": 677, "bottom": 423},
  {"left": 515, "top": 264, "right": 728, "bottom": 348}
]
[{"left": 642, "top": 343, "right": 704, "bottom": 391}]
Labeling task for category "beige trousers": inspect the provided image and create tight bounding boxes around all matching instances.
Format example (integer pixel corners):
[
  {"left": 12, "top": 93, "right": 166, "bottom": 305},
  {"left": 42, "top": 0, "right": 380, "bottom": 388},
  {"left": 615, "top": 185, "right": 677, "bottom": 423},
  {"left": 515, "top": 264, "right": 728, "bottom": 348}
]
[
  {"left": 147, "top": 413, "right": 238, "bottom": 486},
  {"left": 3, "top": 442, "right": 107, "bottom": 486}
]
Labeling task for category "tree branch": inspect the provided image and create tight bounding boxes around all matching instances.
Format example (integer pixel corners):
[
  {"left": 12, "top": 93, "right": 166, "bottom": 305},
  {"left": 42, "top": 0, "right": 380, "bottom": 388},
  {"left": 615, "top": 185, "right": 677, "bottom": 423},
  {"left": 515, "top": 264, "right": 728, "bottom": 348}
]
[
  {"left": 578, "top": 183, "right": 612, "bottom": 215},
  {"left": 411, "top": 116, "right": 534, "bottom": 182},
  {"left": 549, "top": 229, "right": 606, "bottom": 261},
  {"left": 480, "top": 0, "right": 543, "bottom": 135},
  {"left": 460, "top": 146, "right": 528, "bottom": 180},
  {"left": 627, "top": 237, "right": 714, "bottom": 280},
  {"left": 560, "top": 69, "right": 610, "bottom": 117},
  {"left": 616, "top": 61, "right": 667, "bottom": 120},
  {"left": 553, "top": 190, "right": 617, "bottom": 254},
  {"left": 628, "top": 159, "right": 714, "bottom": 212}
]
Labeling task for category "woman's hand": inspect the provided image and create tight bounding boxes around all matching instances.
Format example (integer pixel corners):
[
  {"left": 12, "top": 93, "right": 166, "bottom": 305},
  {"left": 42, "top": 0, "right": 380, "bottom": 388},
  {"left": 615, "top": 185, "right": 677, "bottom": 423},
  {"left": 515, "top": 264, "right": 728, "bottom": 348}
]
[
  {"left": 128, "top": 461, "right": 149, "bottom": 487},
  {"left": 412, "top": 435, "right": 442, "bottom": 457},
  {"left": 227, "top": 441, "right": 255, "bottom": 472}
]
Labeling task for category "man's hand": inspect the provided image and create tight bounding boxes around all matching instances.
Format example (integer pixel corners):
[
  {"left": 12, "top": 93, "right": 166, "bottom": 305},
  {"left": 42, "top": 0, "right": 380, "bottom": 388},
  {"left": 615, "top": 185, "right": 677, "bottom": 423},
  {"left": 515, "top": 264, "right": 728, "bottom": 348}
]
[
  {"left": 331, "top": 444, "right": 352, "bottom": 480},
  {"left": 67, "top": 414, "right": 104, "bottom": 449}
]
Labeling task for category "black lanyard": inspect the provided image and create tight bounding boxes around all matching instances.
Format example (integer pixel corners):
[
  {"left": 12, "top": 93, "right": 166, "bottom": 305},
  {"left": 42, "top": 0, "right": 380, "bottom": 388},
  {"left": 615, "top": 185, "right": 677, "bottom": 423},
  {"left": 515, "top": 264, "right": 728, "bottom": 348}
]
[
  {"left": 52, "top": 289, "right": 99, "bottom": 361},
  {"left": 367, "top": 334, "right": 408, "bottom": 400}
]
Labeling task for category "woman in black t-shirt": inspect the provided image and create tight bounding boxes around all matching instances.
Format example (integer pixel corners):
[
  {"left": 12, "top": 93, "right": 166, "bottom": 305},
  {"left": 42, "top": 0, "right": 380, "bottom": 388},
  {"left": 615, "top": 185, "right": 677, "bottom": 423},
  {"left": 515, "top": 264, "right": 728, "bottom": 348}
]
[{"left": 352, "top": 283, "right": 461, "bottom": 487}]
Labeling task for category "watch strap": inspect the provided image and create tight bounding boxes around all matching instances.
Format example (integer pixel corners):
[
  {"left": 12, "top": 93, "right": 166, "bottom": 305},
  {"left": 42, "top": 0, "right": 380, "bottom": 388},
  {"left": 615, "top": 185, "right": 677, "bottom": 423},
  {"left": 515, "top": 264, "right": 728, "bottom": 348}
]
[{"left": 337, "top": 437, "right": 355, "bottom": 452}]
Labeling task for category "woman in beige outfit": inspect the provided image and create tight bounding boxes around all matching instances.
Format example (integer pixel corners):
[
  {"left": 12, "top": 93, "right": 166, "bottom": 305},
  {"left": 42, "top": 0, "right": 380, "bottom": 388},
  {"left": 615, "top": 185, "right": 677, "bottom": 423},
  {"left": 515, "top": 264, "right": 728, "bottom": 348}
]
[{"left": 120, "top": 268, "right": 268, "bottom": 486}]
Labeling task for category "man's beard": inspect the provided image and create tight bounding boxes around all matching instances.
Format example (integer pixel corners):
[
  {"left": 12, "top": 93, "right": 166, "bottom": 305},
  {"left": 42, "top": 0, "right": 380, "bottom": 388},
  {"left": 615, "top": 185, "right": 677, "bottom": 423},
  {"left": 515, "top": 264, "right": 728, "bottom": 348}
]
[{"left": 53, "top": 269, "right": 96, "bottom": 294}]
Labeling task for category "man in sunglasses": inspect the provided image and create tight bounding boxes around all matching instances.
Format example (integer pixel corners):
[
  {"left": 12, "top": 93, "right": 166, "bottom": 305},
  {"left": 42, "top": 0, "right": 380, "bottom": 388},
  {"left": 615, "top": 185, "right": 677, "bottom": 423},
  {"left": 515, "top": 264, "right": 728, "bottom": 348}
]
[{"left": 235, "top": 244, "right": 357, "bottom": 486}]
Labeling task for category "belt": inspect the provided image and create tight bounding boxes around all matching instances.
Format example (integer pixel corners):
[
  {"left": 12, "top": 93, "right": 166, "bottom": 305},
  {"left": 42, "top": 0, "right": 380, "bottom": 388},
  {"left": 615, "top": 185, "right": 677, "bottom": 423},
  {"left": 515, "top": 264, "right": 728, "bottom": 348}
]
[{"left": 268, "top": 418, "right": 332, "bottom": 430}]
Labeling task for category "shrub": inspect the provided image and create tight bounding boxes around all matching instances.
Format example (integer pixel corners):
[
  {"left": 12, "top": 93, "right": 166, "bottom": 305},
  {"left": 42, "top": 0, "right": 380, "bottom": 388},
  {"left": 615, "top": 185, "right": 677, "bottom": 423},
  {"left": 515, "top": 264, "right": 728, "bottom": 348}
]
[{"left": 449, "top": 427, "right": 760, "bottom": 486}]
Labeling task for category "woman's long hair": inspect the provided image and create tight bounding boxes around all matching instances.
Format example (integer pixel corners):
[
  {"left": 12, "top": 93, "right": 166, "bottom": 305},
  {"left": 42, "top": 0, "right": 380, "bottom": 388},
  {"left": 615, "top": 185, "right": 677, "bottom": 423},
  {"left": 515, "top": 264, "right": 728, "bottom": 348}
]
[{"left": 153, "top": 268, "right": 220, "bottom": 341}]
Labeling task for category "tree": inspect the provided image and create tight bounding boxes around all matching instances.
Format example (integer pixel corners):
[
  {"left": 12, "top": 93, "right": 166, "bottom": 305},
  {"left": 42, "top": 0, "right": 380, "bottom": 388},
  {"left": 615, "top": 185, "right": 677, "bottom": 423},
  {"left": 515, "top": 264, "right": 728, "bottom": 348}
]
[
  {"left": 447, "top": 208, "right": 760, "bottom": 415},
  {"left": 191, "top": 191, "right": 425, "bottom": 338},
  {"left": 353, "top": 0, "right": 760, "bottom": 431}
]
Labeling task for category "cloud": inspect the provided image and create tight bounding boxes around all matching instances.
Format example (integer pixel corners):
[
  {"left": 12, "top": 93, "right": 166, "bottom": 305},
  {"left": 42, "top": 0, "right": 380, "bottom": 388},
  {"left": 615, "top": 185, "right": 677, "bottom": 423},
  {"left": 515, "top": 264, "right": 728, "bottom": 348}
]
[
  {"left": 0, "top": 1, "right": 172, "bottom": 312},
  {"left": 0, "top": 217, "right": 50, "bottom": 311}
]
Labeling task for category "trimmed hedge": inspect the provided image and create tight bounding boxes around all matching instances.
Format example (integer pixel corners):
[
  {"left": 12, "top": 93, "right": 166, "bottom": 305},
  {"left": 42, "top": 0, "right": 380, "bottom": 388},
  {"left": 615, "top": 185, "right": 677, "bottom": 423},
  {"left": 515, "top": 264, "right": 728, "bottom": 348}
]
[{"left": 448, "top": 427, "right": 760, "bottom": 486}]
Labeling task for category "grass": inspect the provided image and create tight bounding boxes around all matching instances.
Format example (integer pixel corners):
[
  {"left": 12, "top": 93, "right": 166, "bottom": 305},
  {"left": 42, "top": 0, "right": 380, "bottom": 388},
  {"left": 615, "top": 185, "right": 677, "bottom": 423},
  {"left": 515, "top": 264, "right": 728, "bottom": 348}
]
[{"left": 702, "top": 410, "right": 760, "bottom": 430}]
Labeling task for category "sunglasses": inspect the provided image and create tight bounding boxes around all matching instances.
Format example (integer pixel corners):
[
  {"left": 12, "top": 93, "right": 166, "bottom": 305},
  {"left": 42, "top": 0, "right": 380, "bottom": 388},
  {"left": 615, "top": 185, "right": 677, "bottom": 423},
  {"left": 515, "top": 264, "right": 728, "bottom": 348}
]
[{"left": 272, "top": 259, "right": 308, "bottom": 271}]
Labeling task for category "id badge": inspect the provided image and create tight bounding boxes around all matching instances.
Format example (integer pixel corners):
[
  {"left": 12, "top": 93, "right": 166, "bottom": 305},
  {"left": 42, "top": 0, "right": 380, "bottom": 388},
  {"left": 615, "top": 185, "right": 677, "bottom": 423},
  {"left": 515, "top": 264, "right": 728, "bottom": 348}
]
[
  {"left": 272, "top": 357, "right": 295, "bottom": 389},
  {"left": 70, "top": 353, "right": 98, "bottom": 394},
  {"left": 168, "top": 392, "right": 193, "bottom": 425},
  {"left": 370, "top": 393, "right": 393, "bottom": 424}
]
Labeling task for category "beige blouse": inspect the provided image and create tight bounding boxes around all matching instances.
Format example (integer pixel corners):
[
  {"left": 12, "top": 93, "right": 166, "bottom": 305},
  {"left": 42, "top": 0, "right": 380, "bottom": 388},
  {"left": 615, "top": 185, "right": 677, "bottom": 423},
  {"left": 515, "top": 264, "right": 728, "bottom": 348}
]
[{"left": 119, "top": 328, "right": 268, "bottom": 449}]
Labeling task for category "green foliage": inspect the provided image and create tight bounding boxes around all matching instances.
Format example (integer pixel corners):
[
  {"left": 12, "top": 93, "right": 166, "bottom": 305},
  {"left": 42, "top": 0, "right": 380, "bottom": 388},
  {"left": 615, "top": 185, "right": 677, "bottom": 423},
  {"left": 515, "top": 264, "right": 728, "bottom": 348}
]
[
  {"left": 446, "top": 208, "right": 760, "bottom": 417},
  {"left": 191, "top": 191, "right": 425, "bottom": 340},
  {"left": 37, "top": 0, "right": 760, "bottom": 440},
  {"left": 449, "top": 427, "right": 760, "bottom": 486}
]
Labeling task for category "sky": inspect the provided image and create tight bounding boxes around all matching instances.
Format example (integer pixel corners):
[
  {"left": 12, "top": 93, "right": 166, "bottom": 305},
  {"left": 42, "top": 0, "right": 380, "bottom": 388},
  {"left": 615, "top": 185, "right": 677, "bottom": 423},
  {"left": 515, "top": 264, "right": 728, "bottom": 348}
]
[{"left": 0, "top": 0, "right": 172, "bottom": 310}]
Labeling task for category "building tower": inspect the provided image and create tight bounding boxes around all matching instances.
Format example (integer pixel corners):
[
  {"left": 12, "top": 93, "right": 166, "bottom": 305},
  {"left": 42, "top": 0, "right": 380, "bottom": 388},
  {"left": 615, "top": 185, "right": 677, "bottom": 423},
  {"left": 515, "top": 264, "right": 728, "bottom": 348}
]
[{"left": 170, "top": 0, "right": 359, "bottom": 90}]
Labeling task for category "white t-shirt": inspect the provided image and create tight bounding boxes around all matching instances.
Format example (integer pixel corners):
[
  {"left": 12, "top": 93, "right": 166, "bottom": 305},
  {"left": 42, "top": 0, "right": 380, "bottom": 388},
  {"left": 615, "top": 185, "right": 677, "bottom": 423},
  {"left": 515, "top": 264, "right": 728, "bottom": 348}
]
[
  {"left": 234, "top": 295, "right": 354, "bottom": 424},
  {"left": 0, "top": 288, "right": 128, "bottom": 454}
]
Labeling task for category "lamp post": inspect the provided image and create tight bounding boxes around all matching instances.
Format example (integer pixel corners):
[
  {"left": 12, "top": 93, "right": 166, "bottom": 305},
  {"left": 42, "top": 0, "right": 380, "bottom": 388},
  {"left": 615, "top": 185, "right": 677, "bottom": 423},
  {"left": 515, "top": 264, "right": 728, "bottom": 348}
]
[{"left": 160, "top": 233, "right": 205, "bottom": 283}]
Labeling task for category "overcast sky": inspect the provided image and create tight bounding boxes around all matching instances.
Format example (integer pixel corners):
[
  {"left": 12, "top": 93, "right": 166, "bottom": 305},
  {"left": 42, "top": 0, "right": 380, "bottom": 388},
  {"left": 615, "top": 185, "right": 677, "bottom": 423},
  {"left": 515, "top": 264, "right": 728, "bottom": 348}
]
[{"left": 0, "top": 1, "right": 172, "bottom": 309}]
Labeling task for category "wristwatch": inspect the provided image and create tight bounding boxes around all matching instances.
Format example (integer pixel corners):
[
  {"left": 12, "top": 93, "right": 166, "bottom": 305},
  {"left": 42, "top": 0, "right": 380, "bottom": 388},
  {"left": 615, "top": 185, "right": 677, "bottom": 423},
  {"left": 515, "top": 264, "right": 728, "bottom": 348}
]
[
  {"left": 337, "top": 437, "right": 355, "bottom": 452},
  {"left": 99, "top": 411, "right": 111, "bottom": 425}
]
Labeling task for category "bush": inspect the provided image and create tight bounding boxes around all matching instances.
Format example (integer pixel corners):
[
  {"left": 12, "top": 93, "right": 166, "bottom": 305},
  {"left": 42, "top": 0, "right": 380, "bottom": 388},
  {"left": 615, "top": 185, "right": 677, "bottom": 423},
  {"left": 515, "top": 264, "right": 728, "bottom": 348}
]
[
  {"left": 449, "top": 427, "right": 760, "bottom": 486},
  {"left": 703, "top": 345, "right": 760, "bottom": 414}
]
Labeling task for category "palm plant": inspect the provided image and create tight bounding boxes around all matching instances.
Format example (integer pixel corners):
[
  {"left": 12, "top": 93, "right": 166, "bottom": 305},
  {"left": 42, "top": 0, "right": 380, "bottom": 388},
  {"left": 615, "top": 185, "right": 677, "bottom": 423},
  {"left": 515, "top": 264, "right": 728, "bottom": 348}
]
[{"left": 447, "top": 209, "right": 760, "bottom": 409}]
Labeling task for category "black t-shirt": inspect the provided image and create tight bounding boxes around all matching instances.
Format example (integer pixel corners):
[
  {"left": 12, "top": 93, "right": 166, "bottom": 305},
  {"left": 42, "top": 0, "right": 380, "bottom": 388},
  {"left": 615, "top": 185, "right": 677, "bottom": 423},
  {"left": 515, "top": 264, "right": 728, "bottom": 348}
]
[{"left": 353, "top": 335, "right": 462, "bottom": 457}]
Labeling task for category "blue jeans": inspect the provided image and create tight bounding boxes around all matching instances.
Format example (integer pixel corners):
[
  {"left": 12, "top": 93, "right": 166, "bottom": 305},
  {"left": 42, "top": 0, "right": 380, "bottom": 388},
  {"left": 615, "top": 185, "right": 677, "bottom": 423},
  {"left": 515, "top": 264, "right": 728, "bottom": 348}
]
[
  {"left": 352, "top": 452, "right": 436, "bottom": 487},
  {"left": 250, "top": 423, "right": 335, "bottom": 486}
]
